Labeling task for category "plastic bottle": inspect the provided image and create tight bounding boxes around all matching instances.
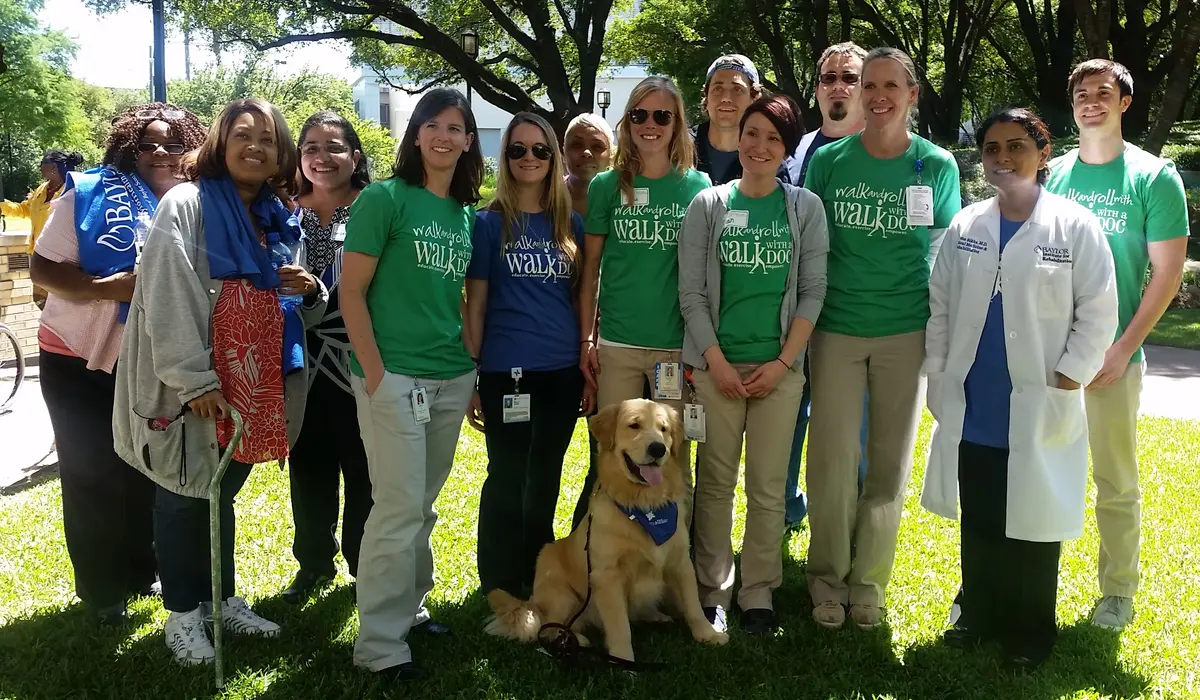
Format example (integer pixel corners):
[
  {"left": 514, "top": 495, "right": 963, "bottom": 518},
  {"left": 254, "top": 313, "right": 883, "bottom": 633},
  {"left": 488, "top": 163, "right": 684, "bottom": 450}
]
[
  {"left": 265, "top": 232, "right": 303, "bottom": 305},
  {"left": 134, "top": 211, "right": 151, "bottom": 266}
]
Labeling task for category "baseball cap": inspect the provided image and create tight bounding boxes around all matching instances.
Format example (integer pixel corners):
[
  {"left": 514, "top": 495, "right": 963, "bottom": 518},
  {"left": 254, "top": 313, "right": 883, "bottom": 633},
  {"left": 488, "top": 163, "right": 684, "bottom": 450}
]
[{"left": 705, "top": 54, "right": 760, "bottom": 88}]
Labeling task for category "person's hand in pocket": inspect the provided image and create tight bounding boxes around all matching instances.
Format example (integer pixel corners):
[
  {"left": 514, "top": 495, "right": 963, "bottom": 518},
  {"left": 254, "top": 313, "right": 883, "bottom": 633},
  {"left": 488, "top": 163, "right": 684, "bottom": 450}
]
[{"left": 467, "top": 392, "right": 486, "bottom": 432}]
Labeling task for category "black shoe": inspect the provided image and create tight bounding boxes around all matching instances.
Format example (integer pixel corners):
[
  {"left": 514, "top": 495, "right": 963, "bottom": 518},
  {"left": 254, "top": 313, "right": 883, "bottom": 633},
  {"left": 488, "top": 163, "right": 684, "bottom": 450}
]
[
  {"left": 412, "top": 619, "right": 452, "bottom": 636},
  {"left": 740, "top": 608, "right": 777, "bottom": 636},
  {"left": 94, "top": 601, "right": 128, "bottom": 626},
  {"left": 378, "top": 662, "right": 428, "bottom": 682},
  {"left": 703, "top": 606, "right": 727, "bottom": 634},
  {"left": 942, "top": 625, "right": 982, "bottom": 649},
  {"left": 281, "top": 569, "right": 334, "bottom": 604},
  {"left": 1002, "top": 653, "right": 1045, "bottom": 672}
]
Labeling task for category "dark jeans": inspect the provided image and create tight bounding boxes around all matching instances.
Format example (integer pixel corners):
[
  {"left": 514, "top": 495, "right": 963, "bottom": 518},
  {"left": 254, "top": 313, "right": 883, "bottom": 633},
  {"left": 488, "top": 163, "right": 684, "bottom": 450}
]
[
  {"left": 784, "top": 353, "right": 870, "bottom": 524},
  {"left": 958, "top": 440, "right": 1061, "bottom": 662},
  {"left": 477, "top": 367, "right": 584, "bottom": 596},
  {"left": 39, "top": 350, "right": 157, "bottom": 609},
  {"left": 288, "top": 371, "right": 373, "bottom": 578},
  {"left": 155, "top": 461, "right": 253, "bottom": 613}
]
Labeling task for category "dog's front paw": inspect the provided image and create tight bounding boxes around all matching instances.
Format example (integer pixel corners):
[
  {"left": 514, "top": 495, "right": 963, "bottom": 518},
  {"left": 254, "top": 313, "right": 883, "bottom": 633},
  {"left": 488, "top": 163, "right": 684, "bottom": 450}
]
[
  {"left": 641, "top": 609, "right": 673, "bottom": 624},
  {"left": 694, "top": 626, "right": 729, "bottom": 646}
]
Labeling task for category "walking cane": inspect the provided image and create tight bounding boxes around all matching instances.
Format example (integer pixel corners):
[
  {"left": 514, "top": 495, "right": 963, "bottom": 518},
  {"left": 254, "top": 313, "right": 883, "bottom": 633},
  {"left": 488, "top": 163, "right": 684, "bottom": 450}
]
[{"left": 209, "top": 407, "right": 243, "bottom": 690}]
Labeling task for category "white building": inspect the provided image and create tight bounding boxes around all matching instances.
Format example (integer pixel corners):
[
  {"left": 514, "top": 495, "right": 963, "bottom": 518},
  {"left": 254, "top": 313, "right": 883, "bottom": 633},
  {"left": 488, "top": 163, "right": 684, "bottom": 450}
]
[{"left": 352, "top": 63, "right": 650, "bottom": 162}]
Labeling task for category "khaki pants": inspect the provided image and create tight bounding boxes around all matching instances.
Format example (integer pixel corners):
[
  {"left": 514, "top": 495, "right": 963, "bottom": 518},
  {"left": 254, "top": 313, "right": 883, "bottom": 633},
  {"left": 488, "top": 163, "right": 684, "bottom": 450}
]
[
  {"left": 1086, "top": 361, "right": 1145, "bottom": 598},
  {"left": 350, "top": 370, "right": 475, "bottom": 671},
  {"left": 692, "top": 364, "right": 805, "bottom": 611},
  {"left": 595, "top": 344, "right": 693, "bottom": 504},
  {"left": 806, "top": 330, "right": 925, "bottom": 608}
]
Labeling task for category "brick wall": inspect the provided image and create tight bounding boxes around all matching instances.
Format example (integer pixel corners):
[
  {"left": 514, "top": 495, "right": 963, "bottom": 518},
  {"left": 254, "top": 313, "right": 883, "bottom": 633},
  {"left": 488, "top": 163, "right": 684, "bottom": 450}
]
[{"left": 0, "top": 234, "right": 39, "bottom": 364}]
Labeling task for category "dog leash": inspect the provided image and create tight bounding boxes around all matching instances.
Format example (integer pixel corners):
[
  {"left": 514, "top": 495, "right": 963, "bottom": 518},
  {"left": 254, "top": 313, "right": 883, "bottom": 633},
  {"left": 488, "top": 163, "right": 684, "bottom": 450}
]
[{"left": 536, "top": 513, "right": 667, "bottom": 672}]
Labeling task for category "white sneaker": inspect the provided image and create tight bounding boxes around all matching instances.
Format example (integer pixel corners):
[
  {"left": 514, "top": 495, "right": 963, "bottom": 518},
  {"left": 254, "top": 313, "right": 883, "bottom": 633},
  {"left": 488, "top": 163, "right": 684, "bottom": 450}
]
[
  {"left": 165, "top": 607, "right": 215, "bottom": 666},
  {"left": 205, "top": 596, "right": 282, "bottom": 637},
  {"left": 1092, "top": 595, "right": 1134, "bottom": 630}
]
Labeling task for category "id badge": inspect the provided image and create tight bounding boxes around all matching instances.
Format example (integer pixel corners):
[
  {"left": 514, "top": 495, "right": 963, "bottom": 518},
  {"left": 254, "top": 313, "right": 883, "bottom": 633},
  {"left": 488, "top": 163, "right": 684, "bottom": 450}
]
[
  {"left": 723, "top": 210, "right": 749, "bottom": 229},
  {"left": 333, "top": 223, "right": 347, "bottom": 242},
  {"left": 654, "top": 362, "right": 683, "bottom": 401},
  {"left": 633, "top": 187, "right": 650, "bottom": 206},
  {"left": 906, "top": 185, "right": 934, "bottom": 227},
  {"left": 502, "top": 394, "right": 532, "bottom": 423},
  {"left": 411, "top": 387, "right": 431, "bottom": 425},
  {"left": 684, "top": 403, "right": 706, "bottom": 443}
]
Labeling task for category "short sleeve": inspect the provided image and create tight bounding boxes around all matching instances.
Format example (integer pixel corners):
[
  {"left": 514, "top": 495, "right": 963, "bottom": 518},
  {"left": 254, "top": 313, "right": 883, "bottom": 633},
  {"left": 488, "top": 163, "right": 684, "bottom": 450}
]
[
  {"left": 344, "top": 182, "right": 396, "bottom": 258},
  {"left": 933, "top": 151, "right": 962, "bottom": 228},
  {"left": 803, "top": 148, "right": 830, "bottom": 199},
  {"left": 33, "top": 190, "right": 80, "bottom": 264},
  {"left": 467, "top": 211, "right": 494, "bottom": 281},
  {"left": 1144, "top": 162, "right": 1189, "bottom": 243},
  {"left": 584, "top": 174, "right": 615, "bottom": 236}
]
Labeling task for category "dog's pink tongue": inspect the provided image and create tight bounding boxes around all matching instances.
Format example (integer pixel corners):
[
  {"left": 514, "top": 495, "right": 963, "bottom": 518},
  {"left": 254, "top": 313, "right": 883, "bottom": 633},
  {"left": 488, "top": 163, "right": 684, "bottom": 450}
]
[{"left": 639, "top": 464, "right": 664, "bottom": 486}]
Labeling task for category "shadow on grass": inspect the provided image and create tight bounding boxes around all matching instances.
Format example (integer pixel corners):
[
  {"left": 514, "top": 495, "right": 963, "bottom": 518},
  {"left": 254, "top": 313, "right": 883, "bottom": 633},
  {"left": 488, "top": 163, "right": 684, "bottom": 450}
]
[{"left": 0, "top": 574, "right": 1153, "bottom": 700}]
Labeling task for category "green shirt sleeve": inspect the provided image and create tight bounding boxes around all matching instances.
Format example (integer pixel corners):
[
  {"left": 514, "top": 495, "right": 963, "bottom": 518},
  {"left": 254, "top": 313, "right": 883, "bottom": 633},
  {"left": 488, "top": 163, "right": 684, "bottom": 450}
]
[
  {"left": 933, "top": 151, "right": 962, "bottom": 228},
  {"left": 344, "top": 182, "right": 397, "bottom": 258},
  {"left": 584, "top": 174, "right": 615, "bottom": 236},
  {"left": 1144, "top": 162, "right": 1189, "bottom": 243}
]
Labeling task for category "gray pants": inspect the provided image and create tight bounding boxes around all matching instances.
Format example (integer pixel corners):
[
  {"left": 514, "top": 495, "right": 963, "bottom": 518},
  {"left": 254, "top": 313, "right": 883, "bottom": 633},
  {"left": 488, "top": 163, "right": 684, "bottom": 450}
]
[{"left": 351, "top": 370, "right": 475, "bottom": 671}]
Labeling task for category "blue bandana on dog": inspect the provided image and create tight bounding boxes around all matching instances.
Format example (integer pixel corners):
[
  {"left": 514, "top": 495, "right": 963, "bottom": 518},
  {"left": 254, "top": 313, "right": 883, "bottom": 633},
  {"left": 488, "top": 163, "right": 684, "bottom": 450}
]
[{"left": 617, "top": 502, "right": 679, "bottom": 546}]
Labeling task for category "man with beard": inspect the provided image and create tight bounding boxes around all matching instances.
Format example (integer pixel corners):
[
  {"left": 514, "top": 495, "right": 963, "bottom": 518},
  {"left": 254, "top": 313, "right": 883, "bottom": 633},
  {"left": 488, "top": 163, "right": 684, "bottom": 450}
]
[{"left": 784, "top": 42, "right": 870, "bottom": 529}]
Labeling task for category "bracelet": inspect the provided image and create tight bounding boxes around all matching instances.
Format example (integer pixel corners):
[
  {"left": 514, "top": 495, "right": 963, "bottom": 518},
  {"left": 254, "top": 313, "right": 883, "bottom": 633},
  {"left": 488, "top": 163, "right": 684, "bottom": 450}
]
[
  {"left": 775, "top": 357, "right": 791, "bottom": 370},
  {"left": 581, "top": 339, "right": 595, "bottom": 345}
]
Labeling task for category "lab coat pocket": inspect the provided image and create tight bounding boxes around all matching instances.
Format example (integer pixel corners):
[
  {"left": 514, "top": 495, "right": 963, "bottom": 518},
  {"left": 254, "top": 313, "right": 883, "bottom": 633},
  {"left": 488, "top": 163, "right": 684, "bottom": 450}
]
[
  {"left": 1036, "top": 265, "right": 1072, "bottom": 319},
  {"left": 1042, "top": 386, "right": 1084, "bottom": 448}
]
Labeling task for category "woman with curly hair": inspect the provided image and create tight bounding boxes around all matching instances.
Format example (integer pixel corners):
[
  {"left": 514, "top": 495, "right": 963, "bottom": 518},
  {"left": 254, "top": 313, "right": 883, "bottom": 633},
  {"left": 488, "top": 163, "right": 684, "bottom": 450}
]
[{"left": 29, "top": 102, "right": 206, "bottom": 625}]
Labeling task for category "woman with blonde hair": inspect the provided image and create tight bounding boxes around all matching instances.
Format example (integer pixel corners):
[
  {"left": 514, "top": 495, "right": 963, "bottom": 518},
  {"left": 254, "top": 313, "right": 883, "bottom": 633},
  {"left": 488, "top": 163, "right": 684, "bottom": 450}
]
[
  {"left": 465, "top": 112, "right": 592, "bottom": 613},
  {"left": 574, "top": 76, "right": 711, "bottom": 519}
]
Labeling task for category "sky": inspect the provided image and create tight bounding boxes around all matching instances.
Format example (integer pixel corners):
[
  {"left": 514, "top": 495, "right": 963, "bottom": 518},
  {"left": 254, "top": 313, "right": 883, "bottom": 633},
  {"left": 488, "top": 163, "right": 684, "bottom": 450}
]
[{"left": 38, "top": 0, "right": 359, "bottom": 89}]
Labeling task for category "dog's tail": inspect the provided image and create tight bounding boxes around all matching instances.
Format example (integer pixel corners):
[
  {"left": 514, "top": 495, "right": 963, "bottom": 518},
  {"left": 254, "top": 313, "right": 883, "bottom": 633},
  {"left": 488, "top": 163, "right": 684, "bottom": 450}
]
[{"left": 483, "top": 589, "right": 542, "bottom": 642}]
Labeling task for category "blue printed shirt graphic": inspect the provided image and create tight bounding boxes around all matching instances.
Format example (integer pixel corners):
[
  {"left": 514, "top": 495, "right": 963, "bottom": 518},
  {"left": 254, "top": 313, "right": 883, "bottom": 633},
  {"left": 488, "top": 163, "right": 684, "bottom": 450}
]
[{"left": 467, "top": 209, "right": 585, "bottom": 373}]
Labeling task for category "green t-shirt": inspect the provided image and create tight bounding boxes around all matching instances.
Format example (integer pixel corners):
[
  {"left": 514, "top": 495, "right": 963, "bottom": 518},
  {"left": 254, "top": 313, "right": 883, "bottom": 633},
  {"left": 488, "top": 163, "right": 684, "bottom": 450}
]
[
  {"left": 803, "top": 133, "right": 961, "bottom": 337},
  {"left": 717, "top": 183, "right": 793, "bottom": 363},
  {"left": 343, "top": 178, "right": 476, "bottom": 379},
  {"left": 1046, "top": 143, "right": 1189, "bottom": 364},
  {"left": 585, "top": 168, "right": 712, "bottom": 349}
]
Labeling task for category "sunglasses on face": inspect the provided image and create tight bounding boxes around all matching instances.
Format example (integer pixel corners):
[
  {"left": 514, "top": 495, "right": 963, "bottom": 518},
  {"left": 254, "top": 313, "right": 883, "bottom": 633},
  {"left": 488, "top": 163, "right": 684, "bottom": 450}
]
[
  {"left": 819, "top": 72, "right": 860, "bottom": 86},
  {"left": 136, "top": 108, "right": 187, "bottom": 120},
  {"left": 137, "top": 142, "right": 186, "bottom": 155},
  {"left": 628, "top": 108, "right": 674, "bottom": 126},
  {"left": 505, "top": 143, "right": 554, "bottom": 161}
]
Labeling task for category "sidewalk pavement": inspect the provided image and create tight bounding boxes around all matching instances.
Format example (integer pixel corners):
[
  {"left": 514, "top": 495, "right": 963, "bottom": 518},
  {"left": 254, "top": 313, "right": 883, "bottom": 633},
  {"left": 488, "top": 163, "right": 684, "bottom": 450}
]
[{"left": 2, "top": 345, "right": 1198, "bottom": 491}]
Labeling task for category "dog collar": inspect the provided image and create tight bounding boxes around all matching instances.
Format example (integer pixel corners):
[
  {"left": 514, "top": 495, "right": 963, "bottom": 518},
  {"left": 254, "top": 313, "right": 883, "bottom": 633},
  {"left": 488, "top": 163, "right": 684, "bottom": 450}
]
[{"left": 617, "top": 502, "right": 678, "bottom": 546}]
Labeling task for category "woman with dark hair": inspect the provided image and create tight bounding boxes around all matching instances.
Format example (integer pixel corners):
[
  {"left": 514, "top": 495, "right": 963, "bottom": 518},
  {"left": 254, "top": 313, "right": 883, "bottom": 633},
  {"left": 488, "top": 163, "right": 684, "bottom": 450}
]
[
  {"left": 923, "top": 107, "right": 1118, "bottom": 669},
  {"left": 281, "top": 110, "right": 374, "bottom": 604},
  {"left": 2, "top": 150, "right": 83, "bottom": 254},
  {"left": 464, "top": 112, "right": 591, "bottom": 618},
  {"left": 112, "top": 98, "right": 327, "bottom": 665},
  {"left": 340, "top": 87, "right": 482, "bottom": 682},
  {"left": 28, "top": 105, "right": 203, "bottom": 625},
  {"left": 679, "top": 94, "right": 828, "bottom": 635}
]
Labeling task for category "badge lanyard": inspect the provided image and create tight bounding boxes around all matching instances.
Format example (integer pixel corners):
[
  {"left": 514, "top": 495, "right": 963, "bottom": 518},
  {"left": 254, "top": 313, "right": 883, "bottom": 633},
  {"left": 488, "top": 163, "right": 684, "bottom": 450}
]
[{"left": 503, "top": 367, "right": 531, "bottom": 423}]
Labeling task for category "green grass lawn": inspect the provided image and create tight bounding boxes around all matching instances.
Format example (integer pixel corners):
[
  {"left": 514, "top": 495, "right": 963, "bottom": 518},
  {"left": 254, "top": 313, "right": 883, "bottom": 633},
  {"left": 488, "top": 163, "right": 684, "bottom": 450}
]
[
  {"left": 1147, "top": 308, "right": 1200, "bottom": 350},
  {"left": 2, "top": 413, "right": 1198, "bottom": 699}
]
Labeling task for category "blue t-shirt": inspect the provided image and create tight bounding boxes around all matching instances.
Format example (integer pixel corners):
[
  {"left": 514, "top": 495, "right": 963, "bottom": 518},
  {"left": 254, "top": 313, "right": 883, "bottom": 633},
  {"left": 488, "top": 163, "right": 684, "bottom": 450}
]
[
  {"left": 962, "top": 215, "right": 1024, "bottom": 449},
  {"left": 466, "top": 209, "right": 585, "bottom": 374}
]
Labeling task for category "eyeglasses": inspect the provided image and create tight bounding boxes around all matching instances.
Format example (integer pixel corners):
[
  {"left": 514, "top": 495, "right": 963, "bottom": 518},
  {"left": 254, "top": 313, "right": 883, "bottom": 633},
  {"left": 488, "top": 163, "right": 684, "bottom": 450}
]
[
  {"left": 136, "top": 108, "right": 187, "bottom": 120},
  {"left": 628, "top": 108, "right": 674, "bottom": 126},
  {"left": 505, "top": 143, "right": 554, "bottom": 161},
  {"left": 301, "top": 143, "right": 352, "bottom": 156},
  {"left": 819, "top": 72, "right": 860, "bottom": 86},
  {"left": 137, "top": 142, "right": 186, "bottom": 155}
]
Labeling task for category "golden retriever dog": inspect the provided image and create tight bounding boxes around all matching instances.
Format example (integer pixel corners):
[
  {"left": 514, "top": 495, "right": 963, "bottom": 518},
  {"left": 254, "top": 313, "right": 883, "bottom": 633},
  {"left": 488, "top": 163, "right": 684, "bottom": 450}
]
[{"left": 485, "top": 398, "right": 728, "bottom": 662}]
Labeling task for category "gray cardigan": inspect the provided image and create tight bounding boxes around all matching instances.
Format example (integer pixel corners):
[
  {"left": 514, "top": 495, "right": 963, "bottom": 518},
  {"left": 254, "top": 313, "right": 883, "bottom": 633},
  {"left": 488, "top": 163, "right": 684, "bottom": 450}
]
[
  {"left": 678, "top": 181, "right": 829, "bottom": 370},
  {"left": 112, "top": 183, "right": 328, "bottom": 499}
]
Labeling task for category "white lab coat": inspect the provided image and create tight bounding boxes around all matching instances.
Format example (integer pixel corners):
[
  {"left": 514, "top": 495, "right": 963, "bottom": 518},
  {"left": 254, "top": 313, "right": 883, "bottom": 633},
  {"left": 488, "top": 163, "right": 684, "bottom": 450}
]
[{"left": 921, "top": 188, "right": 1118, "bottom": 542}]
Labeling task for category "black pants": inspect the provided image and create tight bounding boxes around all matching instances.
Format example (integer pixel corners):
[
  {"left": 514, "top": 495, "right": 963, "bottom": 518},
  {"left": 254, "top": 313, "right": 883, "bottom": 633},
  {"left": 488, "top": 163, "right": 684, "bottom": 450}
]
[
  {"left": 477, "top": 367, "right": 584, "bottom": 596},
  {"left": 288, "top": 371, "right": 373, "bottom": 577},
  {"left": 958, "top": 440, "right": 1061, "bottom": 661},
  {"left": 154, "top": 461, "right": 252, "bottom": 612},
  {"left": 39, "top": 350, "right": 157, "bottom": 609}
]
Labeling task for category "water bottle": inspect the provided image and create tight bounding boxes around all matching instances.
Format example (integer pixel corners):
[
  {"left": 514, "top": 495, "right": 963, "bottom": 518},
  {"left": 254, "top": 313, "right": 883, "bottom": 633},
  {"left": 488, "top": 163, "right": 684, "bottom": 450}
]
[
  {"left": 266, "top": 232, "right": 303, "bottom": 304},
  {"left": 134, "top": 211, "right": 151, "bottom": 267}
]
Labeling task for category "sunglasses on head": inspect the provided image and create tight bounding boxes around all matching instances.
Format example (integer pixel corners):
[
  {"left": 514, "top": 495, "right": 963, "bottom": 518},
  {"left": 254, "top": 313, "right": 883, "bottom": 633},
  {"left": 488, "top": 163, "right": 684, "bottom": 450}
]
[
  {"left": 819, "top": 72, "right": 860, "bottom": 85},
  {"left": 137, "top": 142, "right": 186, "bottom": 155},
  {"left": 505, "top": 143, "right": 554, "bottom": 161},
  {"left": 628, "top": 108, "right": 674, "bottom": 126}
]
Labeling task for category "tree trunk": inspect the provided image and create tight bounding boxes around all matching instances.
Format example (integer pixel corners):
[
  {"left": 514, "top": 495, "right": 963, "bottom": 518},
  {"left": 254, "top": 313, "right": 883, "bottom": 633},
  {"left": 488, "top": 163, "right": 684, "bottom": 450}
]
[
  {"left": 1145, "top": 6, "right": 1200, "bottom": 154},
  {"left": 1075, "top": 0, "right": 1112, "bottom": 58}
]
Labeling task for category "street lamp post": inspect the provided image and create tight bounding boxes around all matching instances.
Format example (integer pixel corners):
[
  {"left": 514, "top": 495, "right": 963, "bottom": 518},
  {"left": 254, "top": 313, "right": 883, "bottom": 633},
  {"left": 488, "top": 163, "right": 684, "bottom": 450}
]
[
  {"left": 151, "top": 0, "right": 166, "bottom": 102},
  {"left": 461, "top": 29, "right": 478, "bottom": 107},
  {"left": 597, "top": 89, "right": 611, "bottom": 119}
]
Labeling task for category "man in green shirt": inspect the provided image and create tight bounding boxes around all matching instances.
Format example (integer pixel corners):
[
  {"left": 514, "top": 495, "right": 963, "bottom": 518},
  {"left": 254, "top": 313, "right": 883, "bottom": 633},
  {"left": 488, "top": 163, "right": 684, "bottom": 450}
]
[{"left": 1046, "top": 59, "right": 1189, "bottom": 631}]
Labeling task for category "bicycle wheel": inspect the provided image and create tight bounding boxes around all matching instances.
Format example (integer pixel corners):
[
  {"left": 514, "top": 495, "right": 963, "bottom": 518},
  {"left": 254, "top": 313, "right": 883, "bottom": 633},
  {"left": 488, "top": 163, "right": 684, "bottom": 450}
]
[{"left": 0, "top": 322, "right": 24, "bottom": 414}]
